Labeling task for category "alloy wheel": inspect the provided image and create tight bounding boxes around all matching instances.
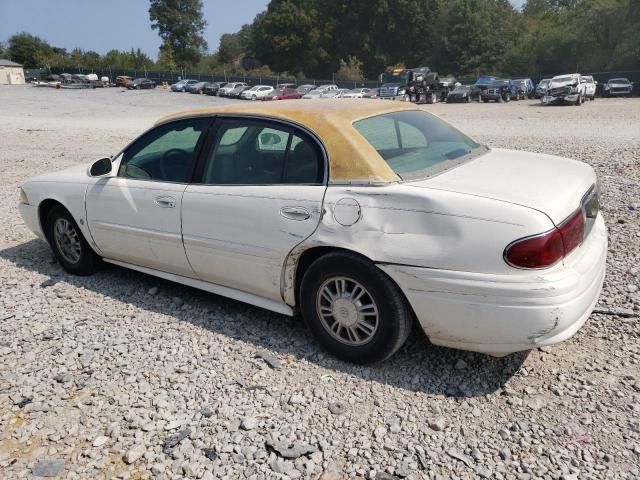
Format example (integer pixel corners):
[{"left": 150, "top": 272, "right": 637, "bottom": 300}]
[
  {"left": 53, "top": 218, "right": 82, "bottom": 264},
  {"left": 316, "top": 276, "right": 379, "bottom": 346}
]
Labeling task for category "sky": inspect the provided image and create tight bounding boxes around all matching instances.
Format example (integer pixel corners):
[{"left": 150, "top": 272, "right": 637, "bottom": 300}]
[
  {"left": 1, "top": 0, "right": 525, "bottom": 60},
  {"left": 0, "top": 0, "right": 270, "bottom": 60}
]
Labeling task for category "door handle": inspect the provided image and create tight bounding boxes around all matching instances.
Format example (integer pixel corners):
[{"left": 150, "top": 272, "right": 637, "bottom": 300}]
[
  {"left": 154, "top": 196, "right": 176, "bottom": 208},
  {"left": 280, "top": 206, "right": 311, "bottom": 221}
]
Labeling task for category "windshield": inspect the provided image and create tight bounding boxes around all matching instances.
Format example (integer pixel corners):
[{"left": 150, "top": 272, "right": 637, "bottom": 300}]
[
  {"left": 382, "top": 72, "right": 408, "bottom": 84},
  {"left": 353, "top": 110, "right": 485, "bottom": 181},
  {"left": 452, "top": 86, "right": 470, "bottom": 93},
  {"left": 610, "top": 78, "right": 629, "bottom": 83},
  {"left": 553, "top": 76, "right": 574, "bottom": 83},
  {"left": 539, "top": 80, "right": 549, "bottom": 87},
  {"left": 476, "top": 76, "right": 496, "bottom": 84}
]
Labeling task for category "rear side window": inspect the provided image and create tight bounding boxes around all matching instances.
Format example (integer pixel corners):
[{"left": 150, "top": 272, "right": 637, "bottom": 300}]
[
  {"left": 354, "top": 110, "right": 485, "bottom": 180},
  {"left": 198, "top": 118, "right": 324, "bottom": 185}
]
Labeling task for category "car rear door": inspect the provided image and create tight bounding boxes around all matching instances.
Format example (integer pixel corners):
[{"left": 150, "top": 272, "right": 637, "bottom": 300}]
[{"left": 182, "top": 116, "right": 327, "bottom": 302}]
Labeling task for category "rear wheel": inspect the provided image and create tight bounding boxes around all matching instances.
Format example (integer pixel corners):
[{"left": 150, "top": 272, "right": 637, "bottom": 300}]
[
  {"left": 300, "top": 252, "right": 413, "bottom": 363},
  {"left": 46, "top": 206, "right": 100, "bottom": 276}
]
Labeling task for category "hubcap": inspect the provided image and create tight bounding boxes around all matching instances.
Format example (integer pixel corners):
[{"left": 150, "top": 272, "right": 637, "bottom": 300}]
[
  {"left": 53, "top": 218, "right": 82, "bottom": 264},
  {"left": 316, "top": 276, "right": 379, "bottom": 346}
]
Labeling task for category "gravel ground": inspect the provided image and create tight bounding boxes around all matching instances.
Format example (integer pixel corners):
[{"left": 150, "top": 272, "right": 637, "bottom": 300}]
[{"left": 0, "top": 86, "right": 638, "bottom": 480}]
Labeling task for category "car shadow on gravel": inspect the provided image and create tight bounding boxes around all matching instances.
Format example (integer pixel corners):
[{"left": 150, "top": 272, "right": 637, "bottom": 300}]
[{"left": 1, "top": 239, "right": 528, "bottom": 397}]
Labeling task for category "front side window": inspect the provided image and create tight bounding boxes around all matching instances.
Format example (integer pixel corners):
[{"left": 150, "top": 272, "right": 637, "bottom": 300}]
[
  {"left": 199, "top": 118, "right": 323, "bottom": 185},
  {"left": 353, "top": 110, "right": 485, "bottom": 180},
  {"left": 119, "top": 118, "right": 209, "bottom": 182}
]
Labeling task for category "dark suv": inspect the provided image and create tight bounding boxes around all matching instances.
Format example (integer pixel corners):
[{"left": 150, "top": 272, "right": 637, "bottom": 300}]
[{"left": 481, "top": 80, "right": 515, "bottom": 103}]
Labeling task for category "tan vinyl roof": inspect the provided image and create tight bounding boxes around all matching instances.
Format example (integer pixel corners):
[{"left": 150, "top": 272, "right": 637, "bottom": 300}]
[{"left": 156, "top": 99, "right": 421, "bottom": 182}]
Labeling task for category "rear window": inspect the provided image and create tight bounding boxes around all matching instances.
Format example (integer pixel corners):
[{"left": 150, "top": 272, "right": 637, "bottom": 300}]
[{"left": 353, "top": 110, "right": 485, "bottom": 180}]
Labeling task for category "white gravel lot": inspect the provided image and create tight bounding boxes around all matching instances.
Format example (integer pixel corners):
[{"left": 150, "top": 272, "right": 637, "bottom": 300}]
[{"left": 0, "top": 86, "right": 639, "bottom": 480}]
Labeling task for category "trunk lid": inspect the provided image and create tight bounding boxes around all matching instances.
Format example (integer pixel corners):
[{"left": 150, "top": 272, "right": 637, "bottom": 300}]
[{"left": 408, "top": 148, "right": 596, "bottom": 225}]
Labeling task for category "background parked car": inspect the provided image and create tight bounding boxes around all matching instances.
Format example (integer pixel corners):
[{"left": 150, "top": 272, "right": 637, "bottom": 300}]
[
  {"left": 322, "top": 88, "right": 350, "bottom": 98},
  {"left": 474, "top": 75, "right": 499, "bottom": 95},
  {"left": 296, "top": 84, "right": 316, "bottom": 95},
  {"left": 188, "top": 81, "right": 211, "bottom": 94},
  {"left": 218, "top": 82, "right": 248, "bottom": 97},
  {"left": 126, "top": 78, "right": 156, "bottom": 90},
  {"left": 115, "top": 75, "right": 132, "bottom": 87},
  {"left": 240, "top": 85, "right": 274, "bottom": 100},
  {"left": 227, "top": 85, "right": 251, "bottom": 98},
  {"left": 171, "top": 79, "right": 198, "bottom": 92},
  {"left": 603, "top": 78, "right": 633, "bottom": 97},
  {"left": 362, "top": 88, "right": 379, "bottom": 99},
  {"left": 342, "top": 88, "right": 371, "bottom": 98},
  {"left": 535, "top": 78, "right": 551, "bottom": 98},
  {"left": 581, "top": 76, "right": 597, "bottom": 100},
  {"left": 481, "top": 80, "right": 515, "bottom": 102},
  {"left": 263, "top": 86, "right": 301, "bottom": 100},
  {"left": 513, "top": 78, "right": 535, "bottom": 100},
  {"left": 204, "top": 82, "right": 227, "bottom": 96},
  {"left": 446, "top": 85, "right": 481, "bottom": 103},
  {"left": 303, "top": 89, "right": 323, "bottom": 99}
]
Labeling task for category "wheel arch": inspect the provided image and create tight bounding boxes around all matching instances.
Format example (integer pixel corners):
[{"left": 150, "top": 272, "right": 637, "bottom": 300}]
[
  {"left": 38, "top": 198, "right": 68, "bottom": 243},
  {"left": 285, "top": 245, "right": 415, "bottom": 319}
]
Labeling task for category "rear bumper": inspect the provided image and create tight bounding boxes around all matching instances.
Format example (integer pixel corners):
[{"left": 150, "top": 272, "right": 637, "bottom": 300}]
[{"left": 380, "top": 215, "right": 607, "bottom": 356}]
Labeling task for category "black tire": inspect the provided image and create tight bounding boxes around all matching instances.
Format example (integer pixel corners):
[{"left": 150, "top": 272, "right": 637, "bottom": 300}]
[
  {"left": 576, "top": 93, "right": 582, "bottom": 106},
  {"left": 504, "top": 93, "right": 511, "bottom": 102},
  {"left": 299, "top": 251, "right": 413, "bottom": 363},
  {"left": 46, "top": 206, "right": 100, "bottom": 276}
]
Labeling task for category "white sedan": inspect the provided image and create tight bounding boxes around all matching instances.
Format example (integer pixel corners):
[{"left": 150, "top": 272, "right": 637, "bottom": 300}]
[
  {"left": 18, "top": 101, "right": 606, "bottom": 363},
  {"left": 240, "top": 85, "right": 274, "bottom": 100},
  {"left": 342, "top": 88, "right": 371, "bottom": 98}
]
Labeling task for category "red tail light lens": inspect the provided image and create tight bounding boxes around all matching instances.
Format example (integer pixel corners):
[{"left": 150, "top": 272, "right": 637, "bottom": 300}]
[
  {"left": 504, "top": 228, "right": 564, "bottom": 268},
  {"left": 504, "top": 209, "right": 585, "bottom": 269}
]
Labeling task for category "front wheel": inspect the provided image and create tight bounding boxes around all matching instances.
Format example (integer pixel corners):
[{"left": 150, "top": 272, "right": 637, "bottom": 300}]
[
  {"left": 504, "top": 93, "right": 511, "bottom": 102},
  {"left": 46, "top": 206, "right": 100, "bottom": 275},
  {"left": 300, "top": 252, "right": 413, "bottom": 363},
  {"left": 252, "top": 95, "right": 257, "bottom": 101},
  {"left": 576, "top": 94, "right": 583, "bottom": 106}
]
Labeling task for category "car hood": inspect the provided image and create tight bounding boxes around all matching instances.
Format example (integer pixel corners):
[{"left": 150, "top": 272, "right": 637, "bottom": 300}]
[
  {"left": 26, "top": 162, "right": 95, "bottom": 185},
  {"left": 407, "top": 148, "right": 596, "bottom": 225},
  {"left": 549, "top": 79, "right": 576, "bottom": 89}
]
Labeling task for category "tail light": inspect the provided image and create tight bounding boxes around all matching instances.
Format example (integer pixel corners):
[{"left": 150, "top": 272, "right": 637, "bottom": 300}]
[{"left": 504, "top": 209, "right": 585, "bottom": 269}]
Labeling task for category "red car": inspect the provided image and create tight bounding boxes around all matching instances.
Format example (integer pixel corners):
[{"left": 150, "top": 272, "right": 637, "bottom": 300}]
[{"left": 263, "top": 86, "right": 302, "bottom": 101}]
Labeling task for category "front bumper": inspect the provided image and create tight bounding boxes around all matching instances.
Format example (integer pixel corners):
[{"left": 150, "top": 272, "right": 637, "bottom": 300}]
[
  {"left": 542, "top": 93, "right": 580, "bottom": 104},
  {"left": 19, "top": 203, "right": 45, "bottom": 240},
  {"left": 380, "top": 215, "right": 607, "bottom": 356}
]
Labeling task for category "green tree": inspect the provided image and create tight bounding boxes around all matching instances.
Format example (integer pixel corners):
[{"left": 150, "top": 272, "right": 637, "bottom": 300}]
[
  {"left": 157, "top": 39, "right": 178, "bottom": 70},
  {"left": 217, "top": 33, "right": 243, "bottom": 64},
  {"left": 336, "top": 56, "right": 364, "bottom": 81},
  {"left": 7, "top": 33, "right": 54, "bottom": 66},
  {"left": 149, "top": 0, "right": 207, "bottom": 68}
]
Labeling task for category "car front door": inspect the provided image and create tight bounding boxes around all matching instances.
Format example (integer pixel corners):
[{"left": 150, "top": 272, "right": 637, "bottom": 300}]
[
  {"left": 86, "top": 117, "right": 211, "bottom": 277},
  {"left": 182, "top": 116, "right": 327, "bottom": 302}
]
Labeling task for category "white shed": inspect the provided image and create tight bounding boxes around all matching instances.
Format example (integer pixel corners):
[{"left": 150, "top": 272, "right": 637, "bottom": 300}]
[{"left": 0, "top": 59, "right": 26, "bottom": 85}]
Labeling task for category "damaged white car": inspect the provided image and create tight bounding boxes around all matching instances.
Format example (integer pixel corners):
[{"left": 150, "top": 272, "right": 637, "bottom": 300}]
[
  {"left": 18, "top": 101, "right": 607, "bottom": 363},
  {"left": 543, "top": 73, "right": 587, "bottom": 105}
]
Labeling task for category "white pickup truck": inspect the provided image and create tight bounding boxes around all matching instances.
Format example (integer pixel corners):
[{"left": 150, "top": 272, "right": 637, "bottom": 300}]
[{"left": 543, "top": 73, "right": 587, "bottom": 105}]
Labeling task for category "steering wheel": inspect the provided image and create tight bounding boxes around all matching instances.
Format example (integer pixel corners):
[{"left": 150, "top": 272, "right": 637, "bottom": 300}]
[{"left": 159, "top": 148, "right": 188, "bottom": 180}]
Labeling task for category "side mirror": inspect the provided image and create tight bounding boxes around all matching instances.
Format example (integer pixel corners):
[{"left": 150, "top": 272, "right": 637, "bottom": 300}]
[
  {"left": 88, "top": 157, "right": 112, "bottom": 177},
  {"left": 260, "top": 133, "right": 281, "bottom": 146}
]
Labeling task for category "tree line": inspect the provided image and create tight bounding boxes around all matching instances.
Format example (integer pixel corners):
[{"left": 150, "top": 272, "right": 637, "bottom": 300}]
[{"left": 1, "top": 0, "right": 638, "bottom": 80}]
